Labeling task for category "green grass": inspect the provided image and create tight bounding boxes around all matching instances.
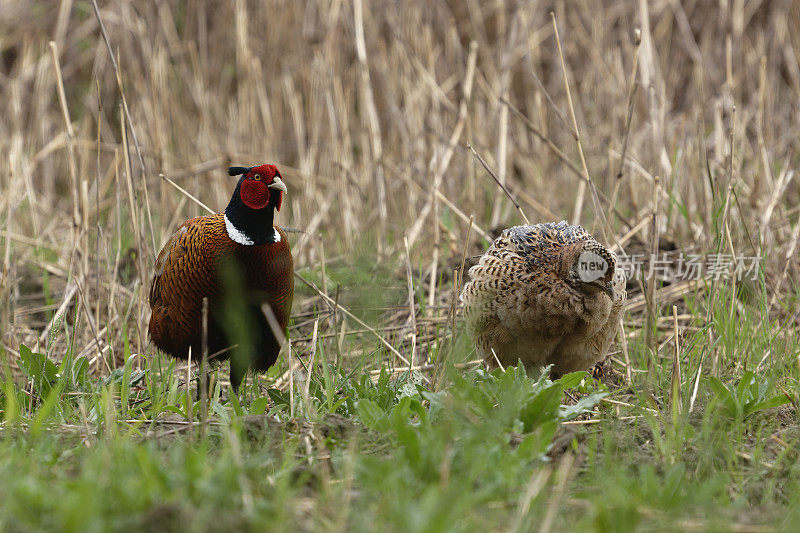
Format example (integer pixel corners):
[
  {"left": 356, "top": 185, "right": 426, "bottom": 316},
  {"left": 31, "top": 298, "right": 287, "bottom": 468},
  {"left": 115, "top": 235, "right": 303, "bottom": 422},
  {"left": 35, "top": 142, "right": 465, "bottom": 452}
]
[{"left": 2, "top": 280, "right": 799, "bottom": 531}]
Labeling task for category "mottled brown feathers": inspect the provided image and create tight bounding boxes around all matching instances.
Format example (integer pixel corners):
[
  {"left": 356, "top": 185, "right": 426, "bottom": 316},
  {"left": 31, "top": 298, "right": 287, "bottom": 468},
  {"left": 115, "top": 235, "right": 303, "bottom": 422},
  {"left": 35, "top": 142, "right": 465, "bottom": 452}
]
[
  {"left": 148, "top": 213, "right": 293, "bottom": 378},
  {"left": 460, "top": 221, "right": 626, "bottom": 376}
]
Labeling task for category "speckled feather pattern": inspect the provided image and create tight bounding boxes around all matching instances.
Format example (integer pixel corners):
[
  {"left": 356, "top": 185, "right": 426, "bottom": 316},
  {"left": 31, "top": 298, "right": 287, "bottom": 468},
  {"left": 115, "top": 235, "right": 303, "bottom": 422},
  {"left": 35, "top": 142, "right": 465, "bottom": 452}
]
[
  {"left": 148, "top": 213, "right": 293, "bottom": 370},
  {"left": 460, "top": 221, "right": 626, "bottom": 375}
]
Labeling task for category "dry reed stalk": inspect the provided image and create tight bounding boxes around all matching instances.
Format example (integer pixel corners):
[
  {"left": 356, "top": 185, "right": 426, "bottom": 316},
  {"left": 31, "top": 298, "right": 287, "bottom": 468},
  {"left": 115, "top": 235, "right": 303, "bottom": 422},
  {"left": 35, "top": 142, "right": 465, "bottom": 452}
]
[
  {"left": 688, "top": 353, "right": 704, "bottom": 414},
  {"left": 457, "top": 216, "right": 474, "bottom": 297},
  {"left": 561, "top": 416, "right": 642, "bottom": 426},
  {"left": 407, "top": 40, "right": 477, "bottom": 248},
  {"left": 332, "top": 284, "right": 343, "bottom": 365},
  {"left": 526, "top": 54, "right": 573, "bottom": 137},
  {"left": 159, "top": 174, "right": 214, "bottom": 215},
  {"left": 291, "top": 321, "right": 439, "bottom": 344},
  {"left": 619, "top": 318, "right": 632, "bottom": 385},
  {"left": 427, "top": 190, "right": 441, "bottom": 315},
  {"left": 549, "top": 14, "right": 585, "bottom": 224},
  {"left": 167, "top": 159, "right": 226, "bottom": 181},
  {"left": 72, "top": 273, "right": 103, "bottom": 369},
  {"left": 644, "top": 175, "right": 661, "bottom": 374},
  {"left": 301, "top": 319, "right": 319, "bottom": 417},
  {"left": 331, "top": 78, "right": 356, "bottom": 250},
  {"left": 488, "top": 13, "right": 519, "bottom": 229},
  {"left": 607, "top": 29, "right": 642, "bottom": 223},
  {"left": 403, "top": 234, "right": 418, "bottom": 367},
  {"left": 670, "top": 305, "right": 682, "bottom": 416},
  {"left": 760, "top": 166, "right": 795, "bottom": 246},
  {"left": 466, "top": 143, "right": 530, "bottom": 225},
  {"left": 499, "top": 97, "right": 583, "bottom": 186},
  {"left": 91, "top": 0, "right": 155, "bottom": 256},
  {"left": 108, "top": 151, "right": 123, "bottom": 369},
  {"left": 81, "top": 180, "right": 89, "bottom": 279},
  {"left": 550, "top": 13, "right": 610, "bottom": 243},
  {"left": 769, "top": 215, "right": 800, "bottom": 310},
  {"left": 260, "top": 304, "right": 288, "bottom": 358},
  {"left": 754, "top": 54, "right": 771, "bottom": 204},
  {"left": 708, "top": 106, "right": 737, "bottom": 375},
  {"left": 613, "top": 215, "right": 651, "bottom": 252},
  {"left": 602, "top": 397, "right": 657, "bottom": 414},
  {"left": 433, "top": 190, "right": 491, "bottom": 243},
  {"left": 48, "top": 42, "right": 80, "bottom": 229},
  {"left": 93, "top": 79, "right": 103, "bottom": 364},
  {"left": 288, "top": 337, "right": 295, "bottom": 419},
  {"left": 368, "top": 360, "right": 482, "bottom": 376},
  {"left": 725, "top": 221, "right": 738, "bottom": 329},
  {"left": 353, "top": 0, "right": 387, "bottom": 245},
  {"left": 119, "top": 104, "right": 146, "bottom": 356},
  {"left": 637, "top": 0, "right": 672, "bottom": 181},
  {"left": 186, "top": 347, "right": 194, "bottom": 439},
  {"left": 282, "top": 74, "right": 309, "bottom": 176},
  {"left": 490, "top": 348, "right": 505, "bottom": 372},
  {"left": 513, "top": 188, "right": 560, "bottom": 223},
  {"left": 319, "top": 237, "right": 328, "bottom": 298},
  {"left": 0, "top": 167, "right": 11, "bottom": 358},
  {"left": 293, "top": 198, "right": 332, "bottom": 260},
  {"left": 1, "top": 164, "right": 10, "bottom": 277}
]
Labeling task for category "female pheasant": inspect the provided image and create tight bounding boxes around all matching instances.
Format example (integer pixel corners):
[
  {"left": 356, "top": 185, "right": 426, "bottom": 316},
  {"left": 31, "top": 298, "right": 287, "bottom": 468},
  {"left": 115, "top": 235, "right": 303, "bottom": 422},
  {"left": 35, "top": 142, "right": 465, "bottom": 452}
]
[
  {"left": 460, "top": 221, "right": 626, "bottom": 376},
  {"left": 148, "top": 164, "right": 293, "bottom": 390}
]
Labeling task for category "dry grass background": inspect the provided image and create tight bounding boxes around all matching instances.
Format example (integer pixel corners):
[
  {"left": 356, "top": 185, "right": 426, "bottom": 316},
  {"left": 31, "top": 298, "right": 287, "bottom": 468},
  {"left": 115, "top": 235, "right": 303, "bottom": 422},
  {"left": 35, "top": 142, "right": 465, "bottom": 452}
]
[{"left": 1, "top": 0, "right": 799, "bottom": 380}]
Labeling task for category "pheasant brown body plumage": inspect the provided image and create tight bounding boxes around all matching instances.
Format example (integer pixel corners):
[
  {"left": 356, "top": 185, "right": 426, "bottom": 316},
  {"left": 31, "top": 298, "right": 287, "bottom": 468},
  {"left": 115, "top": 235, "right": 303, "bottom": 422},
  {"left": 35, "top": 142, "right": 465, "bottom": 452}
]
[
  {"left": 148, "top": 164, "right": 293, "bottom": 389},
  {"left": 460, "top": 221, "right": 626, "bottom": 376}
]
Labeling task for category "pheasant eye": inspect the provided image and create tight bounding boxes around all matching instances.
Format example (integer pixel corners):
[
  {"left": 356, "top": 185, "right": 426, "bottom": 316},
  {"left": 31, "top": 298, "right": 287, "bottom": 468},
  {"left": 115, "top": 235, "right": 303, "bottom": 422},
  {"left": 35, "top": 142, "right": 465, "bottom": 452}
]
[{"left": 253, "top": 174, "right": 261, "bottom": 180}]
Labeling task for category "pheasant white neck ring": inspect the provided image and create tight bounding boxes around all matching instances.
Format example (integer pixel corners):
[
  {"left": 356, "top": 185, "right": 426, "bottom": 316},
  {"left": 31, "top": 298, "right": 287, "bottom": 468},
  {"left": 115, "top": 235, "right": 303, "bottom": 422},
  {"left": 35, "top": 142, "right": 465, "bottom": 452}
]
[{"left": 225, "top": 214, "right": 281, "bottom": 245}]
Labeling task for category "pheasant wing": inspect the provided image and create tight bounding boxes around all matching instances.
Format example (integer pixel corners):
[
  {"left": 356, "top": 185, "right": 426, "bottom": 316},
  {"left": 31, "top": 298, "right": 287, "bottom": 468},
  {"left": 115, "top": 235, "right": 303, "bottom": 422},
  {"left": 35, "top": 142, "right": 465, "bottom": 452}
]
[{"left": 149, "top": 215, "right": 220, "bottom": 357}]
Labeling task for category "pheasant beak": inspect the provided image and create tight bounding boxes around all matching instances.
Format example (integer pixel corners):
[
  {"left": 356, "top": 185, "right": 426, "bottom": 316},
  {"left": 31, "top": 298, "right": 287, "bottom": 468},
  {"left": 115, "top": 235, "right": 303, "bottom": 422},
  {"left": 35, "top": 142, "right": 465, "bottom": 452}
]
[{"left": 268, "top": 177, "right": 288, "bottom": 194}]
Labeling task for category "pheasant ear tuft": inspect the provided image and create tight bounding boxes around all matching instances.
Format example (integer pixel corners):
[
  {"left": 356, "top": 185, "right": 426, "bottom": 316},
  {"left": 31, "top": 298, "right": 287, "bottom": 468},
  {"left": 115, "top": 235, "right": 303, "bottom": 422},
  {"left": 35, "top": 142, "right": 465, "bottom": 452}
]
[{"left": 228, "top": 166, "right": 250, "bottom": 176}]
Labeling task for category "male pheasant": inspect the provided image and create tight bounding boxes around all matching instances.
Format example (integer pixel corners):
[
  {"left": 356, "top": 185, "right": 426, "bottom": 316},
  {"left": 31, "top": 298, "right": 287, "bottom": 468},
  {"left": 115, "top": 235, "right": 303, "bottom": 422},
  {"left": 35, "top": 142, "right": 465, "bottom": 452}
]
[
  {"left": 148, "top": 164, "right": 293, "bottom": 390},
  {"left": 460, "top": 221, "right": 626, "bottom": 376}
]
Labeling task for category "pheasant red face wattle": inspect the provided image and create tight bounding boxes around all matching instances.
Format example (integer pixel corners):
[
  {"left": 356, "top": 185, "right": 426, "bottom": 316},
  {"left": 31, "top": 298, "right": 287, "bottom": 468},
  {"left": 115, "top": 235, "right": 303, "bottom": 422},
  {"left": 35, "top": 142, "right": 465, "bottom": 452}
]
[{"left": 240, "top": 179, "right": 269, "bottom": 210}]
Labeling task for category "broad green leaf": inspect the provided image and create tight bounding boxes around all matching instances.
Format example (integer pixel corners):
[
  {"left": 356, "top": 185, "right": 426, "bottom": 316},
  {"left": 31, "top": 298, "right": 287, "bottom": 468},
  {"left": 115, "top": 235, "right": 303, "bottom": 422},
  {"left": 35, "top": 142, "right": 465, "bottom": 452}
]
[
  {"left": 357, "top": 398, "right": 389, "bottom": 431},
  {"left": 559, "top": 392, "right": 609, "bottom": 421}
]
